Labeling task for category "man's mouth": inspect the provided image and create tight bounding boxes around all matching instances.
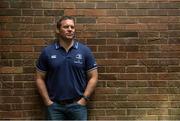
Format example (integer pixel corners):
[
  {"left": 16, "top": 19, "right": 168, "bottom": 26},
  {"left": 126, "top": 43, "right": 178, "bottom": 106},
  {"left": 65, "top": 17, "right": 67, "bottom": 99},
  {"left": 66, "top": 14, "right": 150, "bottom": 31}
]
[{"left": 66, "top": 33, "right": 74, "bottom": 36}]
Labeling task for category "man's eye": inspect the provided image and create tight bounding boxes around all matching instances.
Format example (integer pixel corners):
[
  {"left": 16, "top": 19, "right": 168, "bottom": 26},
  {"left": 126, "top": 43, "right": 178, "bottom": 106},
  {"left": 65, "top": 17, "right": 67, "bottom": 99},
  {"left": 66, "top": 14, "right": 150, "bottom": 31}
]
[
  {"left": 63, "top": 26, "right": 74, "bottom": 29},
  {"left": 64, "top": 26, "right": 69, "bottom": 29}
]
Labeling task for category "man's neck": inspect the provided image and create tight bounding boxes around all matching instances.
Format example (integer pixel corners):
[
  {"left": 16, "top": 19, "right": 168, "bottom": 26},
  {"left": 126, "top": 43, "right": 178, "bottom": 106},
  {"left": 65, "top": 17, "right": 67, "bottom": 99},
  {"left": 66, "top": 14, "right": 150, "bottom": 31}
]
[{"left": 59, "top": 38, "right": 74, "bottom": 52}]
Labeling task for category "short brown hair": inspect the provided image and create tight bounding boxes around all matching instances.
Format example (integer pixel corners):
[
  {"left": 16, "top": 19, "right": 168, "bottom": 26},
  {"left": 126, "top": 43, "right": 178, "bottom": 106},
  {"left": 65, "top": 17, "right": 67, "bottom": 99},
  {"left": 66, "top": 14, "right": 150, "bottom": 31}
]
[{"left": 57, "top": 16, "right": 75, "bottom": 29}]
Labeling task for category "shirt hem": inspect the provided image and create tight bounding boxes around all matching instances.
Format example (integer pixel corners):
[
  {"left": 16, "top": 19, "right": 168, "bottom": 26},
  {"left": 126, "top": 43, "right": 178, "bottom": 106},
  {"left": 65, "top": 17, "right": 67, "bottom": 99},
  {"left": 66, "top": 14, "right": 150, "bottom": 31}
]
[
  {"left": 87, "top": 66, "right": 97, "bottom": 72},
  {"left": 36, "top": 66, "right": 47, "bottom": 73}
]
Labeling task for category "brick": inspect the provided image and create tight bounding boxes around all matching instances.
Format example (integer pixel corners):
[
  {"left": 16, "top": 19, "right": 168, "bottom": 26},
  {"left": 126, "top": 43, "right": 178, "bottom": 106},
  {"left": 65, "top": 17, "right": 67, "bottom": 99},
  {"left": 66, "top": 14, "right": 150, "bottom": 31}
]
[
  {"left": 0, "top": 1, "right": 9, "bottom": 8},
  {"left": 168, "top": 10, "right": 180, "bottom": 16},
  {"left": 43, "top": 2, "right": 53, "bottom": 9},
  {"left": 118, "top": 17, "right": 137, "bottom": 24},
  {"left": 107, "top": 81, "right": 126, "bottom": 87},
  {"left": 159, "top": 2, "right": 180, "bottom": 9},
  {"left": 128, "top": 81, "right": 148, "bottom": 87},
  {"left": 106, "top": 109, "right": 126, "bottom": 115},
  {"left": 1, "top": 52, "right": 22, "bottom": 59},
  {"left": 148, "top": 9, "right": 168, "bottom": 16},
  {"left": 99, "top": 73, "right": 118, "bottom": 80},
  {"left": 12, "top": 17, "right": 33, "bottom": 24},
  {"left": 168, "top": 67, "right": 180, "bottom": 72},
  {"left": 88, "top": 109, "right": 106, "bottom": 116},
  {"left": 95, "top": 116, "right": 117, "bottom": 120},
  {"left": 76, "top": 17, "right": 96, "bottom": 23},
  {"left": 22, "top": 110, "right": 44, "bottom": 119},
  {"left": 21, "top": 52, "right": 38, "bottom": 60},
  {"left": 127, "top": 9, "right": 148, "bottom": 16},
  {"left": 31, "top": 2, "right": 42, "bottom": 9},
  {"left": 127, "top": 109, "right": 147, "bottom": 115},
  {"left": 10, "top": 2, "right": 31, "bottom": 8},
  {"left": 14, "top": 75, "right": 35, "bottom": 81},
  {"left": 128, "top": 94, "right": 168, "bottom": 101},
  {"left": 147, "top": 67, "right": 167, "bottom": 73},
  {"left": 0, "top": 60, "right": 13, "bottom": 66},
  {"left": 128, "top": 52, "right": 147, "bottom": 59},
  {"left": 106, "top": 24, "right": 126, "bottom": 30},
  {"left": 138, "top": 3, "right": 159, "bottom": 8},
  {"left": 11, "top": 45, "right": 33, "bottom": 52},
  {"left": 98, "top": 46, "right": 118, "bottom": 52},
  {"left": 169, "top": 24, "right": 180, "bottom": 30},
  {"left": 0, "top": 45, "right": 11, "bottom": 52},
  {"left": 33, "top": 32, "right": 54, "bottom": 38},
  {"left": 44, "top": 10, "right": 64, "bottom": 16},
  {"left": 61, "top": 2, "right": 75, "bottom": 8},
  {"left": 0, "top": 90, "right": 13, "bottom": 96},
  {"left": 96, "top": 2, "right": 116, "bottom": 9},
  {"left": 0, "top": 111, "right": 23, "bottom": 119},
  {"left": 97, "top": 32, "right": 117, "bottom": 38},
  {"left": 0, "top": 104, "right": 11, "bottom": 111},
  {"left": 11, "top": 31, "right": 32, "bottom": 38},
  {"left": 159, "top": 74, "right": 180, "bottom": 80},
  {"left": 85, "top": 24, "right": 106, "bottom": 31},
  {"left": 97, "top": 17, "right": 117, "bottom": 24},
  {"left": 0, "top": 97, "right": 23, "bottom": 103},
  {"left": 0, "top": 31, "right": 13, "bottom": 38},
  {"left": 22, "top": 10, "right": 43, "bottom": 16},
  {"left": 118, "top": 32, "right": 138, "bottom": 37},
  {"left": 81, "top": 38, "right": 97, "bottom": 45},
  {"left": 76, "top": 31, "right": 97, "bottom": 38},
  {"left": 117, "top": 3, "right": 138, "bottom": 9},
  {"left": 23, "top": 67, "right": 36, "bottom": 73},
  {"left": 0, "top": 67, "right": 23, "bottom": 74},
  {"left": 158, "top": 88, "right": 180, "bottom": 94},
  {"left": 106, "top": 10, "right": 126, "bottom": 16},
  {"left": 118, "top": 74, "right": 137, "bottom": 80},
  {"left": 106, "top": 67, "right": 125, "bottom": 73},
  {"left": 126, "top": 67, "right": 146, "bottom": 73},
  {"left": 34, "top": 17, "right": 54, "bottom": 24},
  {"left": 95, "top": 87, "right": 116, "bottom": 94},
  {"left": 138, "top": 74, "right": 158, "bottom": 80},
  {"left": 0, "top": 9, "right": 21, "bottom": 16},
  {"left": 75, "top": 2, "right": 95, "bottom": 9}
]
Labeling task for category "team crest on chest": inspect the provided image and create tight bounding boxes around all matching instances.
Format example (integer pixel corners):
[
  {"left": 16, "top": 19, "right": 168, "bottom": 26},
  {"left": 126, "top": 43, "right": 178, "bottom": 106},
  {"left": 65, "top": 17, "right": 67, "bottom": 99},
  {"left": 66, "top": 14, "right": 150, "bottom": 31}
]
[{"left": 74, "top": 54, "right": 83, "bottom": 64}]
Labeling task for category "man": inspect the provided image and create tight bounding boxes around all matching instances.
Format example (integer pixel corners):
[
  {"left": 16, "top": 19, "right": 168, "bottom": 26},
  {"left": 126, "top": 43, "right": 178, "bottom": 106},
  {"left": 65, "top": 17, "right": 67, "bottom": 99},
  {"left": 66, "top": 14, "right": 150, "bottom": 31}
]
[{"left": 36, "top": 16, "right": 98, "bottom": 120}]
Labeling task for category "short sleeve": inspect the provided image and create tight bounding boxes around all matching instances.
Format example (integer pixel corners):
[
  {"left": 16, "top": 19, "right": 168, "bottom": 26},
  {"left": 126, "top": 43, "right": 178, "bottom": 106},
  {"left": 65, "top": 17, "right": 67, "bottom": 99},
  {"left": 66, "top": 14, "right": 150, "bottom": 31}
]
[
  {"left": 85, "top": 48, "right": 97, "bottom": 72},
  {"left": 36, "top": 48, "right": 49, "bottom": 72}
]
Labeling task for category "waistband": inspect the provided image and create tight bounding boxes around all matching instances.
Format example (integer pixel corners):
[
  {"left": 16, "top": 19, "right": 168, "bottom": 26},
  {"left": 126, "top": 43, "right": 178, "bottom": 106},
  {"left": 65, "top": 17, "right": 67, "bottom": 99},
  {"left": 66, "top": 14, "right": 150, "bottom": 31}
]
[{"left": 54, "top": 97, "right": 81, "bottom": 105}]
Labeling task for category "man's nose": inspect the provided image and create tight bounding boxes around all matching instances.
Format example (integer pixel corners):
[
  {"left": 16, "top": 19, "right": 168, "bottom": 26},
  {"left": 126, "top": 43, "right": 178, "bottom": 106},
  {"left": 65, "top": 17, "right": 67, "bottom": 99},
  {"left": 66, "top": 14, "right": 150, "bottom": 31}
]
[{"left": 68, "top": 26, "right": 72, "bottom": 30}]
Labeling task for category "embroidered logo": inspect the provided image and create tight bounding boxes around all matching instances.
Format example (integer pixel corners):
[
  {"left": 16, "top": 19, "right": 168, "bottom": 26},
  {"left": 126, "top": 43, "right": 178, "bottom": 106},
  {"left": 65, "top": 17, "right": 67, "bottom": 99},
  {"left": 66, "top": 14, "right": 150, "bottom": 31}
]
[
  {"left": 51, "top": 55, "right": 56, "bottom": 59},
  {"left": 74, "top": 54, "right": 83, "bottom": 64},
  {"left": 76, "top": 54, "right": 82, "bottom": 60}
]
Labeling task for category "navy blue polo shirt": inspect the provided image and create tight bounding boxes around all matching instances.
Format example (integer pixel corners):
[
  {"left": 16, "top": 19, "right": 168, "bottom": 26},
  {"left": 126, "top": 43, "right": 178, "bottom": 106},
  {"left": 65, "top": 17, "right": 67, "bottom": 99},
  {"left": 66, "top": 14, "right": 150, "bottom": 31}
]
[{"left": 36, "top": 40, "right": 97, "bottom": 101}]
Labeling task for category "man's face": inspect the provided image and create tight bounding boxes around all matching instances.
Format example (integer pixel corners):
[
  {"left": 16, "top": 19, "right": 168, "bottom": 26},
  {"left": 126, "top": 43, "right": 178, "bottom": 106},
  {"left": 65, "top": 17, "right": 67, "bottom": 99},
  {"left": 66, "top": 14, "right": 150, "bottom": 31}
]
[{"left": 59, "top": 19, "right": 75, "bottom": 41}]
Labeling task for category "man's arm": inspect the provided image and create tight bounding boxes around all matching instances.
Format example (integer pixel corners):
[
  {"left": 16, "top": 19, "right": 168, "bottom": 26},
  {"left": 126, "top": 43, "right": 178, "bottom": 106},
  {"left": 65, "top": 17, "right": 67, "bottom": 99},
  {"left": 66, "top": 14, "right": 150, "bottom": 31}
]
[
  {"left": 36, "top": 71, "right": 53, "bottom": 106},
  {"left": 78, "top": 69, "right": 98, "bottom": 105}
]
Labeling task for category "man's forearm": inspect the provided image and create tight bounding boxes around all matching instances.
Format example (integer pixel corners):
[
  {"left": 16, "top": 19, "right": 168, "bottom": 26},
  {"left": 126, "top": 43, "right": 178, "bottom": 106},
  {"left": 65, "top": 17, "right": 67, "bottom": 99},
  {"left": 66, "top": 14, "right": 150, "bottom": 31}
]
[
  {"left": 36, "top": 78, "right": 52, "bottom": 106},
  {"left": 84, "top": 69, "right": 98, "bottom": 98}
]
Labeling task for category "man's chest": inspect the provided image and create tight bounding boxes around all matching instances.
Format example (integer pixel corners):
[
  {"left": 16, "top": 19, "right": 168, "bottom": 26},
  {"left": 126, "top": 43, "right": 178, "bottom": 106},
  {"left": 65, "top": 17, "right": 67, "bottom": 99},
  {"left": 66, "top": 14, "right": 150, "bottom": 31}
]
[{"left": 47, "top": 50, "right": 85, "bottom": 70}]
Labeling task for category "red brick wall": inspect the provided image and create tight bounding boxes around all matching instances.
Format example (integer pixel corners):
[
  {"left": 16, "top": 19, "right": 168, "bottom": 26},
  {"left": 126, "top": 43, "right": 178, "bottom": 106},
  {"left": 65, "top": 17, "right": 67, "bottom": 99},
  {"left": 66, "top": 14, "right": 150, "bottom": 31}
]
[{"left": 1, "top": 0, "right": 180, "bottom": 120}]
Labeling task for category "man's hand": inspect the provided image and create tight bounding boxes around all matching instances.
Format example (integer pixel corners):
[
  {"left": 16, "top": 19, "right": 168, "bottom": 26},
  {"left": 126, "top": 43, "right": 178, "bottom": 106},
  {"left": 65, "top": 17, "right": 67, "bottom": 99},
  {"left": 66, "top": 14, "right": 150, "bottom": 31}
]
[{"left": 77, "top": 98, "right": 87, "bottom": 106}]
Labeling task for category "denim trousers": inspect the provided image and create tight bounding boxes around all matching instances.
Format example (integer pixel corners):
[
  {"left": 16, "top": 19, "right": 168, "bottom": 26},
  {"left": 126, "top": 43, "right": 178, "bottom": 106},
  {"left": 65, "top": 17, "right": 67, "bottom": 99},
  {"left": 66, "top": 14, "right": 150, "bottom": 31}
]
[{"left": 46, "top": 102, "right": 87, "bottom": 120}]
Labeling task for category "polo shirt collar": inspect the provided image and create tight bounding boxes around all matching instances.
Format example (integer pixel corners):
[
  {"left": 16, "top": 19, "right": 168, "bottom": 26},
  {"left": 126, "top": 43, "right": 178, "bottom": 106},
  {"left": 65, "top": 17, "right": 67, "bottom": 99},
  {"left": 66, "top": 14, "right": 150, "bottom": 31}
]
[{"left": 55, "top": 40, "right": 79, "bottom": 50}]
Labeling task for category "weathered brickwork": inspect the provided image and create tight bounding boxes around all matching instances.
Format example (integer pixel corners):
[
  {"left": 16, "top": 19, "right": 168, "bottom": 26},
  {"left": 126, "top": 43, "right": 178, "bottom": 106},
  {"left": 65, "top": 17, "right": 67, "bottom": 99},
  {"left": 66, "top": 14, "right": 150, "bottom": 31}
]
[{"left": 0, "top": 0, "right": 180, "bottom": 120}]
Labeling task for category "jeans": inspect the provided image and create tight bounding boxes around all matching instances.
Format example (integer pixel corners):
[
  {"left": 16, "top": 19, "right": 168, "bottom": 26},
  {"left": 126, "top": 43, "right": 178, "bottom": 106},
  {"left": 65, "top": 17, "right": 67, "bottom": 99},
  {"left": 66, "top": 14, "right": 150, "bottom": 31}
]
[{"left": 46, "top": 102, "right": 87, "bottom": 120}]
